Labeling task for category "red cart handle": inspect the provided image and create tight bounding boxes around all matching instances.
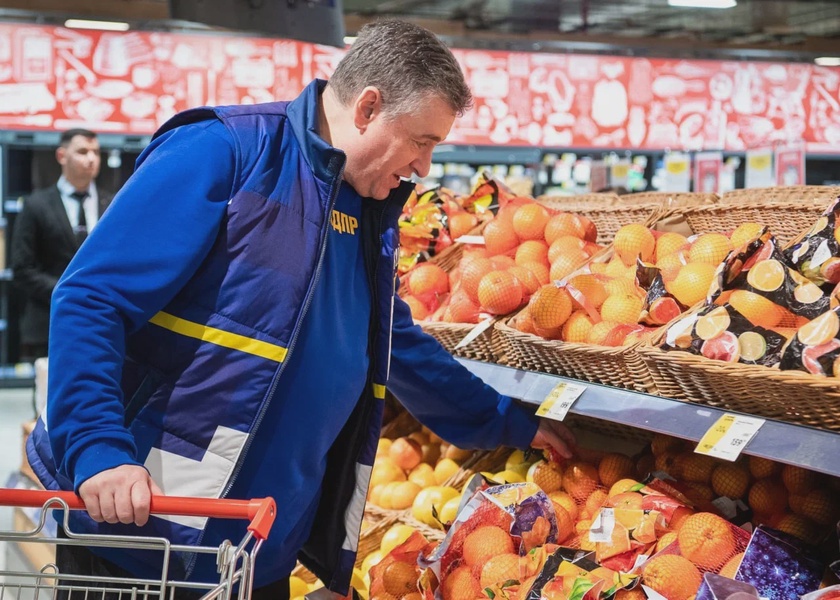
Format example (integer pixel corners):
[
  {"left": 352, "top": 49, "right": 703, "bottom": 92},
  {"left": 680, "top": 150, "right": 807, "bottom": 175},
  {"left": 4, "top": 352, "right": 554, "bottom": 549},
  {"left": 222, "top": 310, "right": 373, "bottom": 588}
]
[{"left": 0, "top": 489, "right": 276, "bottom": 541}]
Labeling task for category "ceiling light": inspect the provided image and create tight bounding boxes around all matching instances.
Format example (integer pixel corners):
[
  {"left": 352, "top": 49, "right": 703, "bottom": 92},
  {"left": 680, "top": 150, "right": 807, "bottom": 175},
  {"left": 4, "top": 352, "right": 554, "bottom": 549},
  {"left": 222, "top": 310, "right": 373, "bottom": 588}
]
[
  {"left": 668, "top": 0, "right": 736, "bottom": 8},
  {"left": 64, "top": 19, "right": 130, "bottom": 31},
  {"left": 815, "top": 57, "right": 840, "bottom": 67}
]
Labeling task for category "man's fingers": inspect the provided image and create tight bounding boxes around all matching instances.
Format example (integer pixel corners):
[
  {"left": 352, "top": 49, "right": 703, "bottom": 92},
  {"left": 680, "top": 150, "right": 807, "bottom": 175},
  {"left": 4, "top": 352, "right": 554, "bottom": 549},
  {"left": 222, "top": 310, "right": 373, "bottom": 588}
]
[
  {"left": 149, "top": 479, "right": 164, "bottom": 497},
  {"left": 131, "top": 481, "right": 153, "bottom": 527},
  {"left": 114, "top": 484, "right": 135, "bottom": 525},
  {"left": 98, "top": 491, "right": 119, "bottom": 524},
  {"left": 80, "top": 490, "right": 103, "bottom": 523}
]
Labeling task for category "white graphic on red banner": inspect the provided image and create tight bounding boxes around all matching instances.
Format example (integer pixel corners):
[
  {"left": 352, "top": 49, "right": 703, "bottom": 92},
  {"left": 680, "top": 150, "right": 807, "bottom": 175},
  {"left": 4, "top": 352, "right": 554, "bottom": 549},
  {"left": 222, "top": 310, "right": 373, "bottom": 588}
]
[
  {"left": 0, "top": 23, "right": 839, "bottom": 153},
  {"left": 775, "top": 143, "right": 806, "bottom": 186},
  {"left": 694, "top": 152, "right": 723, "bottom": 194}
]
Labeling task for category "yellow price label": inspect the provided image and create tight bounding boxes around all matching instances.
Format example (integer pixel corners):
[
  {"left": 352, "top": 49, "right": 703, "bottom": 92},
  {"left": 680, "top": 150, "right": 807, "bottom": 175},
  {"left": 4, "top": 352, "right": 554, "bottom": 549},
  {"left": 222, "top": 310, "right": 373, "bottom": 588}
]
[
  {"left": 748, "top": 155, "right": 771, "bottom": 170},
  {"left": 666, "top": 160, "right": 688, "bottom": 174},
  {"left": 536, "top": 382, "right": 586, "bottom": 421},
  {"left": 695, "top": 413, "right": 765, "bottom": 461},
  {"left": 612, "top": 164, "right": 630, "bottom": 178}
]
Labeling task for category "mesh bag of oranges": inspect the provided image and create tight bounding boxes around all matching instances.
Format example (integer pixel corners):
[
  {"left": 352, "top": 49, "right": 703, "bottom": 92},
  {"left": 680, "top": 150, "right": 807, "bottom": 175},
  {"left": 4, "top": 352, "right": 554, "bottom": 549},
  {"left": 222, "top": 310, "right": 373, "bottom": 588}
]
[
  {"left": 638, "top": 512, "right": 751, "bottom": 600},
  {"left": 368, "top": 528, "right": 436, "bottom": 600},
  {"left": 660, "top": 230, "right": 833, "bottom": 366},
  {"left": 419, "top": 482, "right": 561, "bottom": 600},
  {"left": 783, "top": 196, "right": 840, "bottom": 292}
]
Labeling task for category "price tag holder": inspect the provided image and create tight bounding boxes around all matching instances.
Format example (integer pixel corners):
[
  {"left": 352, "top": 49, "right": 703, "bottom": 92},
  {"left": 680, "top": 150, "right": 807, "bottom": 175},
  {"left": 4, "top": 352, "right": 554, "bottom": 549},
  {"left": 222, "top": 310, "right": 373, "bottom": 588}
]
[
  {"left": 695, "top": 413, "right": 765, "bottom": 462},
  {"left": 536, "top": 382, "right": 587, "bottom": 422}
]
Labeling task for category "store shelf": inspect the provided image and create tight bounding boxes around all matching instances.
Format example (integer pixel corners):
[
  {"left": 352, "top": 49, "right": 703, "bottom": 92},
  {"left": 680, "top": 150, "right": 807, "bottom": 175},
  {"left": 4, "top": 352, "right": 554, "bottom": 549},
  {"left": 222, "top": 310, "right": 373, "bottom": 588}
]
[{"left": 456, "top": 358, "right": 840, "bottom": 478}]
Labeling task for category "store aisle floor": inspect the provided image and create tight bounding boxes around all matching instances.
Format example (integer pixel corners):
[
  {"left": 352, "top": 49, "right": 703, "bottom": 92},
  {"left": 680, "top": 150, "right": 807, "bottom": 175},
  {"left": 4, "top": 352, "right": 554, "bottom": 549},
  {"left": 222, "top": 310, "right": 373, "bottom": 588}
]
[{"left": 0, "top": 387, "right": 38, "bottom": 570}]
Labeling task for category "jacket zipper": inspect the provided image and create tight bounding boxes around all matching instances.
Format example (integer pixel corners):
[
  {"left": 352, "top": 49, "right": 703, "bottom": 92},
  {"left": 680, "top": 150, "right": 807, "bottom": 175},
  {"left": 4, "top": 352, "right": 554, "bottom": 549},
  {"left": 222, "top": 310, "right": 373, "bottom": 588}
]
[{"left": 186, "top": 161, "right": 346, "bottom": 577}]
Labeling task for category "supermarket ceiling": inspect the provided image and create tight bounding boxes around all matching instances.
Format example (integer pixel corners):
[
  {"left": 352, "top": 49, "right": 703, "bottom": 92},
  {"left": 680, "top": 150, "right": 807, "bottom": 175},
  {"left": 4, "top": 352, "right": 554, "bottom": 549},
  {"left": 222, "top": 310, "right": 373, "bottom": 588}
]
[{"left": 1, "top": 0, "right": 839, "bottom": 57}]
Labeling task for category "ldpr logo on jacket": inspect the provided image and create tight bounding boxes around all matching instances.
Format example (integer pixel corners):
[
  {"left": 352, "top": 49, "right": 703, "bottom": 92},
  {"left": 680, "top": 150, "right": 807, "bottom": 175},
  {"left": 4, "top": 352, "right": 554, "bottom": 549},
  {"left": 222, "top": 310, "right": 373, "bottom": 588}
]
[{"left": 331, "top": 210, "right": 358, "bottom": 235}]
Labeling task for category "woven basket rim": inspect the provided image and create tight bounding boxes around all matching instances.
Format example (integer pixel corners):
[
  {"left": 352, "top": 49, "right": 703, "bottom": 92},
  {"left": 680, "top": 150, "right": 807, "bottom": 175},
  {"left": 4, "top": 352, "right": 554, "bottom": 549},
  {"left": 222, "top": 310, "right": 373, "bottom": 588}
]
[{"left": 495, "top": 313, "right": 645, "bottom": 356}]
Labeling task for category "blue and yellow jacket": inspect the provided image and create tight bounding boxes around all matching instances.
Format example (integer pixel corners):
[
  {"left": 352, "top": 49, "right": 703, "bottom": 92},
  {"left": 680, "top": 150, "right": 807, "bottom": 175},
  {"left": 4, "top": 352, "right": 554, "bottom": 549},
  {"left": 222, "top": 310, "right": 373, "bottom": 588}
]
[{"left": 26, "top": 79, "right": 539, "bottom": 593}]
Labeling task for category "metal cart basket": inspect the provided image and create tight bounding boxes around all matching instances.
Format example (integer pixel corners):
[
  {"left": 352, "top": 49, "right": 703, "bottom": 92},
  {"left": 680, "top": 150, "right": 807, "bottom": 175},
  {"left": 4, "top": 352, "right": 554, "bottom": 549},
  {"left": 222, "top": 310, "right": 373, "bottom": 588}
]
[{"left": 0, "top": 488, "right": 276, "bottom": 600}]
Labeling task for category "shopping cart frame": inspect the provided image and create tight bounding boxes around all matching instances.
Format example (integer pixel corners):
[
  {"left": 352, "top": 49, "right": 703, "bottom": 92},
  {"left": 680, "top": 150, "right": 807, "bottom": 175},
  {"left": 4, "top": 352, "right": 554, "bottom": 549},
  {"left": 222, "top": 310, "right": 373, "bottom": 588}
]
[{"left": 0, "top": 488, "right": 276, "bottom": 600}]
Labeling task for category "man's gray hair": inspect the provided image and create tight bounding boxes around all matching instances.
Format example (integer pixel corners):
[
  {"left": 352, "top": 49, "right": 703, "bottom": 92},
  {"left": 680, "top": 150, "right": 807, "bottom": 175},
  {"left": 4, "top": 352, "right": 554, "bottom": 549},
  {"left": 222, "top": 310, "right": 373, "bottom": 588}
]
[{"left": 328, "top": 20, "right": 473, "bottom": 118}]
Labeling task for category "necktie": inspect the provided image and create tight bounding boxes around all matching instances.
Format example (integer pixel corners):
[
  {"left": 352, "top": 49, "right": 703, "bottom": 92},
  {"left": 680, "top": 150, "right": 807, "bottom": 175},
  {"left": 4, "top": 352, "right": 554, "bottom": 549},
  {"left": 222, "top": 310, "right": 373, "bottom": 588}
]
[{"left": 70, "top": 190, "right": 89, "bottom": 245}]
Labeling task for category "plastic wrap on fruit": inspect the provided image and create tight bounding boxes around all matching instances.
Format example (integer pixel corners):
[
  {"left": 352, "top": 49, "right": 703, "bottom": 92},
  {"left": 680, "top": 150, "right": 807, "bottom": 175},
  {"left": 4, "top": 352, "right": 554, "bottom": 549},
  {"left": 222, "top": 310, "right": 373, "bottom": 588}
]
[
  {"left": 662, "top": 303, "right": 788, "bottom": 366},
  {"left": 370, "top": 530, "right": 430, "bottom": 600},
  {"left": 779, "top": 307, "right": 840, "bottom": 376},
  {"left": 638, "top": 261, "right": 683, "bottom": 326},
  {"left": 589, "top": 501, "right": 665, "bottom": 571},
  {"left": 419, "top": 482, "right": 559, "bottom": 600},
  {"left": 784, "top": 196, "right": 840, "bottom": 291}
]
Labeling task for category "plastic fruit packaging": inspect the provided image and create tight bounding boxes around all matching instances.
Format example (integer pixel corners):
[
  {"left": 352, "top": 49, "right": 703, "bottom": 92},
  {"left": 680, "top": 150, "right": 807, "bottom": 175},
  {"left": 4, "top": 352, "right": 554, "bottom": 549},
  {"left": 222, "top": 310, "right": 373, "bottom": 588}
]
[{"left": 784, "top": 196, "right": 840, "bottom": 292}]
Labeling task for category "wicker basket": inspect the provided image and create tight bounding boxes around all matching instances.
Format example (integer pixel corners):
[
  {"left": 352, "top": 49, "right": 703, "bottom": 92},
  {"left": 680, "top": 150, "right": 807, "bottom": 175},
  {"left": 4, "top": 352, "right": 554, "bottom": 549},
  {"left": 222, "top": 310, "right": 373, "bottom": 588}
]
[
  {"left": 536, "top": 192, "right": 621, "bottom": 205},
  {"left": 656, "top": 198, "right": 829, "bottom": 246},
  {"left": 535, "top": 199, "right": 663, "bottom": 245},
  {"left": 637, "top": 343, "right": 840, "bottom": 431},
  {"left": 495, "top": 317, "right": 656, "bottom": 393},
  {"left": 621, "top": 191, "right": 720, "bottom": 208},
  {"left": 720, "top": 185, "right": 840, "bottom": 204}
]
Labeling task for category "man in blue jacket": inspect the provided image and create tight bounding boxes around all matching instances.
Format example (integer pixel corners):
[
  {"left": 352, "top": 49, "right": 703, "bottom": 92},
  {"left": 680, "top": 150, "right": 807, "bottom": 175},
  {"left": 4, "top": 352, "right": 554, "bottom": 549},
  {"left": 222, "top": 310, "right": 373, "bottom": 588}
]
[{"left": 27, "top": 19, "right": 575, "bottom": 600}]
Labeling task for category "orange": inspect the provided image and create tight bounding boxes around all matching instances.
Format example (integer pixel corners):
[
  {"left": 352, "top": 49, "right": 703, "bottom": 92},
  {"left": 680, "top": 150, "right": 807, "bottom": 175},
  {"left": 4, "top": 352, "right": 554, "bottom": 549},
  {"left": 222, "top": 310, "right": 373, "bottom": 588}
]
[
  {"left": 490, "top": 255, "right": 516, "bottom": 271},
  {"left": 729, "top": 222, "right": 764, "bottom": 250},
  {"left": 711, "top": 463, "right": 750, "bottom": 499},
  {"left": 477, "top": 271, "right": 523, "bottom": 315},
  {"left": 781, "top": 465, "right": 820, "bottom": 494},
  {"left": 689, "top": 233, "right": 732, "bottom": 265},
  {"left": 579, "top": 215, "right": 598, "bottom": 243},
  {"left": 552, "top": 503, "right": 575, "bottom": 543},
  {"left": 598, "top": 453, "right": 636, "bottom": 488},
  {"left": 608, "top": 478, "right": 642, "bottom": 498},
  {"left": 584, "top": 489, "right": 609, "bottom": 518},
  {"left": 389, "top": 437, "right": 423, "bottom": 471},
  {"left": 563, "top": 462, "right": 601, "bottom": 502},
  {"left": 614, "top": 224, "right": 656, "bottom": 265},
  {"left": 409, "top": 263, "right": 450, "bottom": 297},
  {"left": 549, "top": 252, "right": 588, "bottom": 282},
  {"left": 656, "top": 531, "right": 678, "bottom": 553},
  {"left": 748, "top": 456, "right": 781, "bottom": 479},
  {"left": 508, "top": 266, "right": 542, "bottom": 297},
  {"left": 655, "top": 232, "right": 689, "bottom": 263},
  {"left": 441, "top": 565, "right": 480, "bottom": 600},
  {"left": 605, "top": 256, "right": 636, "bottom": 279},
  {"left": 526, "top": 460, "right": 564, "bottom": 493},
  {"left": 605, "top": 278, "right": 643, "bottom": 298},
  {"left": 403, "top": 295, "right": 430, "bottom": 320},
  {"left": 483, "top": 219, "right": 520, "bottom": 256},
  {"left": 685, "top": 482, "right": 716, "bottom": 503},
  {"left": 479, "top": 553, "right": 521, "bottom": 588},
  {"left": 668, "top": 506, "right": 694, "bottom": 532},
  {"left": 719, "top": 552, "right": 744, "bottom": 579},
  {"left": 729, "top": 290, "right": 784, "bottom": 328},
  {"left": 515, "top": 240, "right": 549, "bottom": 267},
  {"left": 446, "top": 290, "right": 481, "bottom": 324},
  {"left": 370, "top": 458, "right": 406, "bottom": 488},
  {"left": 748, "top": 478, "right": 788, "bottom": 515},
  {"left": 666, "top": 262, "right": 716, "bottom": 307},
  {"left": 548, "top": 491, "right": 579, "bottom": 521},
  {"left": 383, "top": 561, "right": 419, "bottom": 596},
  {"left": 600, "top": 294, "right": 643, "bottom": 325},
  {"left": 562, "top": 311, "right": 595, "bottom": 343},
  {"left": 588, "top": 321, "right": 621, "bottom": 345},
  {"left": 512, "top": 204, "right": 550, "bottom": 241},
  {"left": 545, "top": 213, "right": 588, "bottom": 243},
  {"left": 680, "top": 454, "right": 717, "bottom": 484},
  {"left": 642, "top": 555, "right": 702, "bottom": 600},
  {"left": 448, "top": 212, "right": 479, "bottom": 241},
  {"left": 797, "top": 488, "right": 840, "bottom": 525},
  {"left": 389, "top": 481, "right": 422, "bottom": 510},
  {"left": 522, "top": 261, "right": 550, "bottom": 285},
  {"left": 548, "top": 236, "right": 587, "bottom": 264},
  {"left": 614, "top": 588, "right": 647, "bottom": 600},
  {"left": 460, "top": 257, "right": 495, "bottom": 304},
  {"left": 567, "top": 274, "right": 608, "bottom": 308},
  {"left": 657, "top": 251, "right": 688, "bottom": 282},
  {"left": 775, "top": 513, "right": 819, "bottom": 542},
  {"left": 514, "top": 308, "right": 537, "bottom": 334},
  {"left": 677, "top": 512, "right": 737, "bottom": 570},
  {"left": 463, "top": 526, "right": 515, "bottom": 567},
  {"left": 529, "top": 285, "right": 573, "bottom": 330}
]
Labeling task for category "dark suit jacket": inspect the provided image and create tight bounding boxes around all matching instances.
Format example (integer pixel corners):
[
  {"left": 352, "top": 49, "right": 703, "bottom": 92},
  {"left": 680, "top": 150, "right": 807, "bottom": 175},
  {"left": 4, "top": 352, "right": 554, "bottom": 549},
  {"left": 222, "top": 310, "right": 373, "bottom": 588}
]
[{"left": 10, "top": 184, "right": 112, "bottom": 346}]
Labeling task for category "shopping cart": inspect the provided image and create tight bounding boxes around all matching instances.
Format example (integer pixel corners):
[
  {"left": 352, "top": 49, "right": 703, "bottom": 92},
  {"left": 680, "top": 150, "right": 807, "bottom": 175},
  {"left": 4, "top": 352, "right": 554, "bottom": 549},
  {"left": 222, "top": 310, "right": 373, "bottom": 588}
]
[{"left": 0, "top": 488, "right": 276, "bottom": 600}]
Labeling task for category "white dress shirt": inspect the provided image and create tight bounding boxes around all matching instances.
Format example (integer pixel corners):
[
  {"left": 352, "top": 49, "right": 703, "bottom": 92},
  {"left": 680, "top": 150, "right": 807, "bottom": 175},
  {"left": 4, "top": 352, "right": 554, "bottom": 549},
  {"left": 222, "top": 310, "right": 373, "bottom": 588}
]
[{"left": 57, "top": 175, "right": 99, "bottom": 233}]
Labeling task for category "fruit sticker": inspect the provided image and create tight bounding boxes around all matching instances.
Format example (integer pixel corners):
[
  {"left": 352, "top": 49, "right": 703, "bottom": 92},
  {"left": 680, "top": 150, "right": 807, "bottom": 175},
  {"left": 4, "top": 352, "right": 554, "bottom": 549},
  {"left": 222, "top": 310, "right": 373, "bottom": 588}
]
[
  {"left": 661, "top": 303, "right": 788, "bottom": 366},
  {"left": 779, "top": 308, "right": 840, "bottom": 376},
  {"left": 784, "top": 196, "right": 840, "bottom": 291}
]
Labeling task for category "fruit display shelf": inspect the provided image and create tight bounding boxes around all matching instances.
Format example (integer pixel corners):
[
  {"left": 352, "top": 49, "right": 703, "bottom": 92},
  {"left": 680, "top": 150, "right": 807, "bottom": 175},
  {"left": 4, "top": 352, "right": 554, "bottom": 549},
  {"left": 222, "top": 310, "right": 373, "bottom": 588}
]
[{"left": 455, "top": 357, "right": 840, "bottom": 478}]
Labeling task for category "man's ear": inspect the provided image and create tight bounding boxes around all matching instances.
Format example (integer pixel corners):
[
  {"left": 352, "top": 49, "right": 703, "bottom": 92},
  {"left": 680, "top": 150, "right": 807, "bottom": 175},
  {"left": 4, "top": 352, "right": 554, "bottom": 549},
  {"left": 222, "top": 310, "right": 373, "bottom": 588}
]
[
  {"left": 353, "top": 86, "right": 382, "bottom": 131},
  {"left": 56, "top": 146, "right": 66, "bottom": 166}
]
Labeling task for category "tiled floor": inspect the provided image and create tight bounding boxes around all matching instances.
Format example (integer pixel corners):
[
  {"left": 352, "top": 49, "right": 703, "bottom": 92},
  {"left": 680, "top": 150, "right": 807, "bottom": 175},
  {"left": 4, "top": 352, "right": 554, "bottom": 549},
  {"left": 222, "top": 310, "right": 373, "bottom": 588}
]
[{"left": 0, "top": 387, "right": 38, "bottom": 570}]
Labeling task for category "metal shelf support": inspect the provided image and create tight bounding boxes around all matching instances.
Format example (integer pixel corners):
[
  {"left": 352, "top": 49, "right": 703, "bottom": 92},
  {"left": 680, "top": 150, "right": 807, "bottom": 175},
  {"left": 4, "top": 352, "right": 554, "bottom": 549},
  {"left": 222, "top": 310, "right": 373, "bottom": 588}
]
[{"left": 456, "top": 358, "right": 840, "bottom": 478}]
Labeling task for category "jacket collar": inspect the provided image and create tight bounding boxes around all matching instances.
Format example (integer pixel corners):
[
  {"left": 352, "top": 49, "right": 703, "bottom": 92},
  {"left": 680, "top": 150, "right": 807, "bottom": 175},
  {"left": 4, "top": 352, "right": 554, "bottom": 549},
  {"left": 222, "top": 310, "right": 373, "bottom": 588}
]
[{"left": 286, "top": 79, "right": 346, "bottom": 183}]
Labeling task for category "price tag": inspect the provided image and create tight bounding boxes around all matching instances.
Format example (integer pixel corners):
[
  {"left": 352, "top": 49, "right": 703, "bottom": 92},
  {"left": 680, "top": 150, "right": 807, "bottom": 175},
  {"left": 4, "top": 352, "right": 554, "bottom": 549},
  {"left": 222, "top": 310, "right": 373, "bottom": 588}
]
[
  {"left": 588, "top": 507, "right": 615, "bottom": 543},
  {"left": 536, "top": 382, "right": 586, "bottom": 422},
  {"left": 453, "top": 235, "right": 485, "bottom": 245},
  {"left": 695, "top": 413, "right": 765, "bottom": 461}
]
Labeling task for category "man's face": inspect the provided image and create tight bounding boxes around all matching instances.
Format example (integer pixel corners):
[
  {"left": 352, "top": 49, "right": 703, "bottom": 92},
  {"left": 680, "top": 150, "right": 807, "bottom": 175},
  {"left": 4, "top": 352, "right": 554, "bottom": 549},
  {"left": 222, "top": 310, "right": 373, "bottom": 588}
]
[
  {"left": 57, "top": 135, "right": 101, "bottom": 185},
  {"left": 342, "top": 92, "right": 456, "bottom": 200}
]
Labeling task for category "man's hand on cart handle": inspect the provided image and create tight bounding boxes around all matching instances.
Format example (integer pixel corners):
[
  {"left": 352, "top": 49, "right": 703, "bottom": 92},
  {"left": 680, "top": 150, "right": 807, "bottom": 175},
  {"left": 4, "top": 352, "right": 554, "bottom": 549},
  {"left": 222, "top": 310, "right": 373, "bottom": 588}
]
[
  {"left": 531, "top": 419, "right": 576, "bottom": 463},
  {"left": 79, "top": 465, "right": 163, "bottom": 527}
]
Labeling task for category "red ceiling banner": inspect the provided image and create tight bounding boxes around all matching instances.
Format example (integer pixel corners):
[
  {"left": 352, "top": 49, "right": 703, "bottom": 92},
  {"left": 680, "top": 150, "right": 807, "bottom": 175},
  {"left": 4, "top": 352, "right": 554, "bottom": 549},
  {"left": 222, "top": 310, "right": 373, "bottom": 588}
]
[{"left": 0, "top": 23, "right": 838, "bottom": 152}]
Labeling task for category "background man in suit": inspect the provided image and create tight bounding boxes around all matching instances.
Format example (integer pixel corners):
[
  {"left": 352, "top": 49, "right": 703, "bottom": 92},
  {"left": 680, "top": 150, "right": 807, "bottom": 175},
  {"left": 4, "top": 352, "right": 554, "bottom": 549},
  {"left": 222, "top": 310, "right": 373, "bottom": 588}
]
[{"left": 11, "top": 129, "right": 111, "bottom": 362}]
